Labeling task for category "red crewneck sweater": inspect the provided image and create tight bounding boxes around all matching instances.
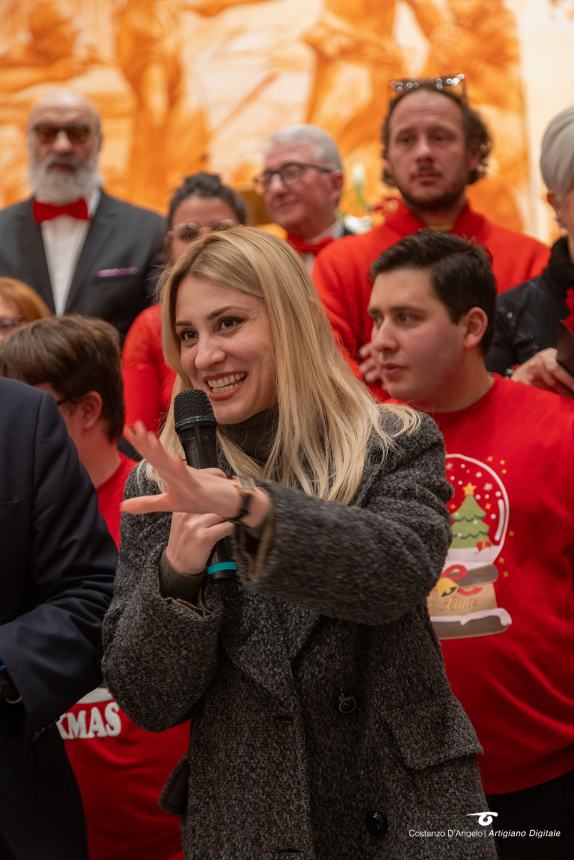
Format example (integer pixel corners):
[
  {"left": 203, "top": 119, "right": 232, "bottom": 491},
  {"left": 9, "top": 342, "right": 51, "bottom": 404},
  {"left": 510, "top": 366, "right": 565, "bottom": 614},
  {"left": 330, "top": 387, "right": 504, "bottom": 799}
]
[{"left": 429, "top": 375, "right": 574, "bottom": 794}]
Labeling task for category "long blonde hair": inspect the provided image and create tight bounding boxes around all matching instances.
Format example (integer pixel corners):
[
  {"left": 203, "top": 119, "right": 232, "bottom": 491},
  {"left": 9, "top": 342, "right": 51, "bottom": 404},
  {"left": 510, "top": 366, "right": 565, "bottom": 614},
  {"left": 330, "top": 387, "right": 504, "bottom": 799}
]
[{"left": 157, "top": 227, "right": 419, "bottom": 504}]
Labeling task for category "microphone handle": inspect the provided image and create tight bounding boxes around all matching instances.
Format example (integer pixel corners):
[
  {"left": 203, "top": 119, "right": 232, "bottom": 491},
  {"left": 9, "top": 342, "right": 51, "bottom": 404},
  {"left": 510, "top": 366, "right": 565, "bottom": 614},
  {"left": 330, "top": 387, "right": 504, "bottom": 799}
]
[{"left": 177, "top": 421, "right": 237, "bottom": 581}]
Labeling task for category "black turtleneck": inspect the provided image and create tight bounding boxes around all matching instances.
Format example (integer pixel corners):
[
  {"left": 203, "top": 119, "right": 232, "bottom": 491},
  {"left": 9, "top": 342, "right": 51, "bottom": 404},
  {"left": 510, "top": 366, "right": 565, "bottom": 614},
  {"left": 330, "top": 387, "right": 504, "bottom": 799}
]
[{"left": 219, "top": 408, "right": 278, "bottom": 466}]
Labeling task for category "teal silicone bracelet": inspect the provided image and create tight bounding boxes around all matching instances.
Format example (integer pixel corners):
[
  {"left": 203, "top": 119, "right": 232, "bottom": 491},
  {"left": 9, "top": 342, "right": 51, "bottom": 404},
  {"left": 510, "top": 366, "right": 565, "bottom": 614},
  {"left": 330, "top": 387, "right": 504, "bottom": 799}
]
[{"left": 207, "top": 561, "right": 238, "bottom": 576}]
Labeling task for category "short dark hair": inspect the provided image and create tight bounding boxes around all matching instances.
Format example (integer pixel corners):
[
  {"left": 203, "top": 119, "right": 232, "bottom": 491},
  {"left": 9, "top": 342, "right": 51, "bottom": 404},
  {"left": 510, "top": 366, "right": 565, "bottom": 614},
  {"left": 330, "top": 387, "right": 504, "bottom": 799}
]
[
  {"left": 381, "top": 85, "right": 492, "bottom": 186},
  {"left": 0, "top": 315, "right": 124, "bottom": 440},
  {"left": 167, "top": 172, "right": 248, "bottom": 229},
  {"left": 370, "top": 230, "right": 497, "bottom": 353}
]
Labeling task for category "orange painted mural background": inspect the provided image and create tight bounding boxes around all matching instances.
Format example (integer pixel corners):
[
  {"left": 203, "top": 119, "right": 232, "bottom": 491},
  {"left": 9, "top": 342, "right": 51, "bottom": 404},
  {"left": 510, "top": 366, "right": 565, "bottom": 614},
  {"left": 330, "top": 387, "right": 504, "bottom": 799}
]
[{"left": 1, "top": 0, "right": 574, "bottom": 239}]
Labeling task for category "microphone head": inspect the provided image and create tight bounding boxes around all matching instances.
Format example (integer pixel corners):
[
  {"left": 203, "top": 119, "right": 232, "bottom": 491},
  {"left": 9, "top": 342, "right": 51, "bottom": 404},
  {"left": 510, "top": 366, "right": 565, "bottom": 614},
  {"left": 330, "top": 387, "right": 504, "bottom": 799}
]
[{"left": 174, "top": 388, "right": 216, "bottom": 432}]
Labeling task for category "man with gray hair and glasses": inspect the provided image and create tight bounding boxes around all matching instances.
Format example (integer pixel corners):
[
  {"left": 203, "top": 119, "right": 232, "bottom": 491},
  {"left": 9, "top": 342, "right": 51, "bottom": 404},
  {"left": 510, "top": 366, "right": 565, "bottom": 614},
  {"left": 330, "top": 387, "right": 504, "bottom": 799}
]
[{"left": 253, "top": 124, "right": 353, "bottom": 270}]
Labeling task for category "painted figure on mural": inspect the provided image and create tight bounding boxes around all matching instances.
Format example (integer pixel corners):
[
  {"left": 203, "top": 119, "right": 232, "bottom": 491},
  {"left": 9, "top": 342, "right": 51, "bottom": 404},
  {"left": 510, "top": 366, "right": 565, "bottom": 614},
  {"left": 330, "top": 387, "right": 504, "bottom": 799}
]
[
  {"left": 0, "top": 1, "right": 89, "bottom": 92},
  {"left": 114, "top": 0, "right": 269, "bottom": 211},
  {"left": 423, "top": 0, "right": 530, "bottom": 231},
  {"left": 303, "top": 0, "right": 444, "bottom": 197},
  {"left": 0, "top": 1, "right": 92, "bottom": 206},
  {"left": 114, "top": 0, "right": 209, "bottom": 211}
]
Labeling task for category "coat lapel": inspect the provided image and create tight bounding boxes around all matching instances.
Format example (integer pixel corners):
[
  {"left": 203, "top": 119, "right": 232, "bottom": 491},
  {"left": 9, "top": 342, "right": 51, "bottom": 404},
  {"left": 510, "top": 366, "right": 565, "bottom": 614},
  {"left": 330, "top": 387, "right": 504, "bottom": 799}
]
[
  {"left": 219, "top": 581, "right": 298, "bottom": 705},
  {"left": 16, "top": 201, "right": 55, "bottom": 313},
  {"left": 65, "top": 192, "right": 116, "bottom": 312}
]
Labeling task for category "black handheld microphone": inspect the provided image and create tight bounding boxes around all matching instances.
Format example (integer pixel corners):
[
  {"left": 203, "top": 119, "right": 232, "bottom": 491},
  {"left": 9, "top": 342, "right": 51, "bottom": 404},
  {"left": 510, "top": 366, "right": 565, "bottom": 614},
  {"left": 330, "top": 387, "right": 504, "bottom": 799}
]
[{"left": 174, "top": 388, "right": 237, "bottom": 581}]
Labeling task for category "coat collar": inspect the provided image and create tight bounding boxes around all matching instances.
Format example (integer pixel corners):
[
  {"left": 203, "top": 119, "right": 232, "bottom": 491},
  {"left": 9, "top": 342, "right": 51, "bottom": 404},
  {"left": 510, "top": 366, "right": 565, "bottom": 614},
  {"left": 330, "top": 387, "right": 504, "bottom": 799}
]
[
  {"left": 65, "top": 190, "right": 117, "bottom": 311},
  {"left": 385, "top": 199, "right": 486, "bottom": 240},
  {"left": 15, "top": 200, "right": 54, "bottom": 312}
]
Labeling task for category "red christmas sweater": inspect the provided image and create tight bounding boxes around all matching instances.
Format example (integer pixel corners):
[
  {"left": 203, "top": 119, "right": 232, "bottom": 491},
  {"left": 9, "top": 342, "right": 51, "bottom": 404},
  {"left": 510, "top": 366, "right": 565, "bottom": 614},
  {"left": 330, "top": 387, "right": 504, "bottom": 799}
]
[
  {"left": 312, "top": 201, "right": 549, "bottom": 396},
  {"left": 122, "top": 304, "right": 176, "bottom": 433},
  {"left": 59, "top": 453, "right": 188, "bottom": 860},
  {"left": 429, "top": 375, "right": 574, "bottom": 794}
]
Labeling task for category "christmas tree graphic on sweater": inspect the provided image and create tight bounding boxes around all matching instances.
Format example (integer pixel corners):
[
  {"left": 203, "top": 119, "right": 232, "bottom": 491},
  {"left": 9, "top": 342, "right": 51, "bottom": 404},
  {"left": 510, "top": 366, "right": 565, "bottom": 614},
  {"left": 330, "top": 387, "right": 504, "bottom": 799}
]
[{"left": 428, "top": 454, "right": 513, "bottom": 639}]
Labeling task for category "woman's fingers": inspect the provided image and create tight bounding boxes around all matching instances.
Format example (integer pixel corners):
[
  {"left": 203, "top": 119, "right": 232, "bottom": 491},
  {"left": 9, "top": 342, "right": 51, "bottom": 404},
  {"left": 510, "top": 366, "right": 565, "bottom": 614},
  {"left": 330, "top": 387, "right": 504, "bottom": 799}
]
[{"left": 121, "top": 492, "right": 173, "bottom": 514}]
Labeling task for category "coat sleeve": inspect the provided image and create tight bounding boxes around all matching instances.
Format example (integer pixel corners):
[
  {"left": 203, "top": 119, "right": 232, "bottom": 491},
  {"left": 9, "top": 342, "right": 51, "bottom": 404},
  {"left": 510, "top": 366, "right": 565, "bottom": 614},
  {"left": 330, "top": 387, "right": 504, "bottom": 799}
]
[
  {"left": 102, "top": 467, "right": 224, "bottom": 732},
  {"left": 236, "top": 413, "right": 452, "bottom": 625},
  {"left": 487, "top": 286, "right": 538, "bottom": 374},
  {"left": 0, "top": 392, "right": 116, "bottom": 746}
]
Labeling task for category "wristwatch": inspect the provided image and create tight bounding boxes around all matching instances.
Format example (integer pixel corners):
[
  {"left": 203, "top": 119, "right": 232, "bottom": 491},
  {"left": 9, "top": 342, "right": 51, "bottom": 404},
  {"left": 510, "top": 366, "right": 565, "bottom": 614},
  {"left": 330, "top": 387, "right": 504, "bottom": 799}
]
[{"left": 226, "top": 476, "right": 257, "bottom": 526}]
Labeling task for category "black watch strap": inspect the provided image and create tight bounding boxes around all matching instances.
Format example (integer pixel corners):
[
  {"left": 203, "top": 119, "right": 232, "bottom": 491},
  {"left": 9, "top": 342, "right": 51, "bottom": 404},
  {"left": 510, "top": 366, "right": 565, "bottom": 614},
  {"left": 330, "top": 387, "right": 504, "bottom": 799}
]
[{"left": 226, "top": 476, "right": 257, "bottom": 526}]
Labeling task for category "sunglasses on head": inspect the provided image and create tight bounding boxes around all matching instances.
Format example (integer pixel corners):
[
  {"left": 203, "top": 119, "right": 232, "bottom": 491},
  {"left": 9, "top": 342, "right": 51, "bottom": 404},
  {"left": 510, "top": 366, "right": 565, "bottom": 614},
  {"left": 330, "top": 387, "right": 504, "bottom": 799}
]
[
  {"left": 31, "top": 123, "right": 93, "bottom": 144},
  {"left": 168, "top": 219, "right": 236, "bottom": 244},
  {"left": 388, "top": 73, "right": 467, "bottom": 102}
]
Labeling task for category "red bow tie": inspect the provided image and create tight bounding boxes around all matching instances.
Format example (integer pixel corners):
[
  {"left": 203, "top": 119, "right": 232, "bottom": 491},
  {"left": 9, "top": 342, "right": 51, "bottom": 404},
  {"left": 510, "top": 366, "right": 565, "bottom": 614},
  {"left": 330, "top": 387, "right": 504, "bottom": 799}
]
[
  {"left": 286, "top": 234, "right": 334, "bottom": 257},
  {"left": 33, "top": 198, "right": 90, "bottom": 224}
]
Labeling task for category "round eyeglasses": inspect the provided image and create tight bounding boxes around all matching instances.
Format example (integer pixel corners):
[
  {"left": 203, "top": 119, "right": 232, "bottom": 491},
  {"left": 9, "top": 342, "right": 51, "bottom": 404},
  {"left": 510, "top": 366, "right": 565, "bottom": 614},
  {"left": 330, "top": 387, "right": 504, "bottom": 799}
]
[{"left": 253, "top": 162, "right": 335, "bottom": 194}]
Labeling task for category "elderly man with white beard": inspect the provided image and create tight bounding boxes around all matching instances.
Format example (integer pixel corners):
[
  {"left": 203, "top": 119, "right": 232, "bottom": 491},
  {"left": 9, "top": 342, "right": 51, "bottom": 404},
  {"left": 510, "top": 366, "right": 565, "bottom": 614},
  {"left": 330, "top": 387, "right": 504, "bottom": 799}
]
[{"left": 0, "top": 89, "right": 165, "bottom": 341}]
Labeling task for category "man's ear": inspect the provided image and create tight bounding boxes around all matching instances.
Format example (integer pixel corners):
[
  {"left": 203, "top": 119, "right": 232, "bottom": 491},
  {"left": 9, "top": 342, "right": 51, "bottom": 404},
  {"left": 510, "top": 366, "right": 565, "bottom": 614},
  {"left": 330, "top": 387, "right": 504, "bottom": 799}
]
[
  {"left": 547, "top": 190, "right": 564, "bottom": 227},
  {"left": 77, "top": 391, "right": 103, "bottom": 431},
  {"left": 330, "top": 169, "right": 345, "bottom": 203},
  {"left": 461, "top": 307, "right": 488, "bottom": 349},
  {"left": 466, "top": 142, "right": 483, "bottom": 176}
]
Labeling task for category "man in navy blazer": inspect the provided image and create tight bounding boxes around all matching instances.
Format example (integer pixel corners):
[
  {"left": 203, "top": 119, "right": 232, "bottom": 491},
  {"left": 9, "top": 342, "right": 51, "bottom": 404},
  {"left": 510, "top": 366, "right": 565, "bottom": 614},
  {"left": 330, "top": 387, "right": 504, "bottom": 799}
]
[
  {"left": 0, "top": 89, "right": 165, "bottom": 341},
  {"left": 0, "top": 378, "right": 117, "bottom": 859}
]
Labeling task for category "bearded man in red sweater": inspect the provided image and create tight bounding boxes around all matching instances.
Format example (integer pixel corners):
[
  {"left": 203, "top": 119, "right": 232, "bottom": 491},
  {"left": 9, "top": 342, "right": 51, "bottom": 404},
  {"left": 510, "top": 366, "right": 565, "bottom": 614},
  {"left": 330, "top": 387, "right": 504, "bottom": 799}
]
[
  {"left": 368, "top": 229, "right": 573, "bottom": 860},
  {"left": 313, "top": 76, "right": 549, "bottom": 395}
]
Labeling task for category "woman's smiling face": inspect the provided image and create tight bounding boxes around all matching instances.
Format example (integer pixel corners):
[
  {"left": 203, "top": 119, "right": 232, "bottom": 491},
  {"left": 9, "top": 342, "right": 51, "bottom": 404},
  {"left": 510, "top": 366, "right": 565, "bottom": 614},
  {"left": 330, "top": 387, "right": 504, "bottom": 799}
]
[{"left": 175, "top": 276, "right": 277, "bottom": 424}]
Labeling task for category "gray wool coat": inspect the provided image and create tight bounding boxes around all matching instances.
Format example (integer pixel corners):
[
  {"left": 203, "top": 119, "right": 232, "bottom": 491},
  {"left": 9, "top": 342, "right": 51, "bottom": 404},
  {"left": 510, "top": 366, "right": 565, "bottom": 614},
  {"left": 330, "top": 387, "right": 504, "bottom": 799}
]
[{"left": 103, "top": 414, "right": 496, "bottom": 859}]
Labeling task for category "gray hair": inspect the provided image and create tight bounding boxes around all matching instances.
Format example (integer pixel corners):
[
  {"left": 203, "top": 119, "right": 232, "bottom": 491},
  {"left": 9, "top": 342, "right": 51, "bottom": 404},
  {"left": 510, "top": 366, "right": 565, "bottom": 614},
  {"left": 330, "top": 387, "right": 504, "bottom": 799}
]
[
  {"left": 540, "top": 105, "right": 574, "bottom": 196},
  {"left": 263, "top": 124, "right": 343, "bottom": 170}
]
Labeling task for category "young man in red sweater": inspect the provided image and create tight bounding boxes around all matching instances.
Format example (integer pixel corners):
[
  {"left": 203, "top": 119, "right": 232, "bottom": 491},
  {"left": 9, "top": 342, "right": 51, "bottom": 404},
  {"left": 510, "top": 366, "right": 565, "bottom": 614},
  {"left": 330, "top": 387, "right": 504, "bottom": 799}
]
[
  {"left": 313, "top": 77, "right": 549, "bottom": 396},
  {"left": 0, "top": 315, "right": 187, "bottom": 860},
  {"left": 368, "top": 230, "right": 573, "bottom": 860}
]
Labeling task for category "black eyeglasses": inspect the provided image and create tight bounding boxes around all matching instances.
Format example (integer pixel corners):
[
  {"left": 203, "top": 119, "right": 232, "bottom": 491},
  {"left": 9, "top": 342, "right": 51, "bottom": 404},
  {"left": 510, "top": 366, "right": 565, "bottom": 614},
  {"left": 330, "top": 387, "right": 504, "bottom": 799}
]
[
  {"left": 0, "top": 316, "right": 24, "bottom": 331},
  {"left": 389, "top": 73, "right": 466, "bottom": 101},
  {"left": 31, "top": 123, "right": 93, "bottom": 144},
  {"left": 253, "top": 162, "right": 335, "bottom": 194},
  {"left": 167, "top": 219, "right": 236, "bottom": 244}
]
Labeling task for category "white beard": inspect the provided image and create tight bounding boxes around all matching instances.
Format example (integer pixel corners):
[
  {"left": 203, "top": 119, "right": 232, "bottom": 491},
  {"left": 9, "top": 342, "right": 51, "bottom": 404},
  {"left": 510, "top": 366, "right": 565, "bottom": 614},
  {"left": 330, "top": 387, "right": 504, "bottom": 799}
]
[{"left": 29, "top": 150, "right": 101, "bottom": 204}]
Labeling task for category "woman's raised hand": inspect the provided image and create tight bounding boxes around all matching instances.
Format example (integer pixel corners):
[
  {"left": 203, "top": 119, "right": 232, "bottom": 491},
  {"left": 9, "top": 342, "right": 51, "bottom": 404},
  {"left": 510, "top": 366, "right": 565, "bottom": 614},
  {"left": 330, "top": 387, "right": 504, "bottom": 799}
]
[{"left": 122, "top": 422, "right": 240, "bottom": 518}]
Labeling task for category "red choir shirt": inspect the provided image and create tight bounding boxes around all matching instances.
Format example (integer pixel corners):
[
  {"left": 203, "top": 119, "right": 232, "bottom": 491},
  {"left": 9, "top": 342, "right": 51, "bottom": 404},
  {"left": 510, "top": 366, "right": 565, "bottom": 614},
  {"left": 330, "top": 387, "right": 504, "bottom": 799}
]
[
  {"left": 95, "top": 451, "right": 134, "bottom": 546},
  {"left": 59, "top": 452, "right": 188, "bottom": 860},
  {"left": 312, "top": 201, "right": 549, "bottom": 395},
  {"left": 429, "top": 375, "right": 574, "bottom": 794},
  {"left": 122, "top": 304, "right": 176, "bottom": 433}
]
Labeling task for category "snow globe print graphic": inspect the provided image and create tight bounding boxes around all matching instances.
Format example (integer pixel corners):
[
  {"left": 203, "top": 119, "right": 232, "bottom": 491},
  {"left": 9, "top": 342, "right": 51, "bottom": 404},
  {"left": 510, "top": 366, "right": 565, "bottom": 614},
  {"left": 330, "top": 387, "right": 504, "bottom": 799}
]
[{"left": 428, "top": 454, "right": 512, "bottom": 639}]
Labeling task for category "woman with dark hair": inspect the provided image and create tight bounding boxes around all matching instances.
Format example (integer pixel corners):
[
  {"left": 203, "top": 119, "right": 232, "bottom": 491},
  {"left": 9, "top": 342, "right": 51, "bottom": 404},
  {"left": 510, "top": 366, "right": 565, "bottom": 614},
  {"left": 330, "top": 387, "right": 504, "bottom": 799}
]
[{"left": 121, "top": 173, "right": 247, "bottom": 432}]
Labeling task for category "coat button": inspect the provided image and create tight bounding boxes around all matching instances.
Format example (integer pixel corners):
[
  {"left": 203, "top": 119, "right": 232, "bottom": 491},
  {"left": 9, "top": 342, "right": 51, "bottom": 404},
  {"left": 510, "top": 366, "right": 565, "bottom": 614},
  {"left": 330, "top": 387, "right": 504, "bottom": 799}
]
[
  {"left": 337, "top": 691, "right": 357, "bottom": 714},
  {"left": 365, "top": 811, "right": 388, "bottom": 838}
]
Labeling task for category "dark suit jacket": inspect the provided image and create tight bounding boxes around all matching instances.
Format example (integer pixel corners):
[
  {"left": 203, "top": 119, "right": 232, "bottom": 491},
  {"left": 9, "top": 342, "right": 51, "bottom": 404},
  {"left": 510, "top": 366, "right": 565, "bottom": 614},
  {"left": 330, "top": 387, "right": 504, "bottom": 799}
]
[
  {"left": 0, "top": 379, "right": 117, "bottom": 859},
  {"left": 0, "top": 190, "right": 166, "bottom": 340}
]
